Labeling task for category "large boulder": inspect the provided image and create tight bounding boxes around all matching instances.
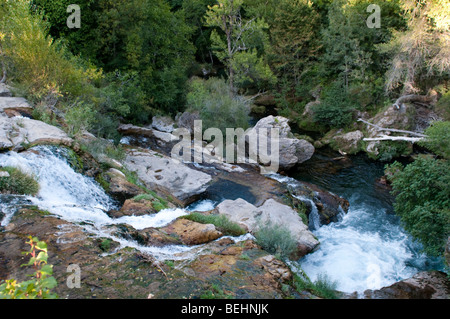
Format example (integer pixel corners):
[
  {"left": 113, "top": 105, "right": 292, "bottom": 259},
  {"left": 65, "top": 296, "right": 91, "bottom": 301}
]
[
  {"left": 245, "top": 116, "right": 314, "bottom": 172},
  {"left": 0, "top": 97, "right": 33, "bottom": 117},
  {"left": 214, "top": 198, "right": 319, "bottom": 258},
  {"left": 124, "top": 148, "right": 212, "bottom": 206},
  {"left": 162, "top": 218, "right": 222, "bottom": 245},
  {"left": 151, "top": 115, "right": 175, "bottom": 133},
  {"left": 118, "top": 123, "right": 178, "bottom": 152},
  {"left": 0, "top": 114, "right": 73, "bottom": 151},
  {"left": 363, "top": 104, "right": 415, "bottom": 158},
  {"left": 102, "top": 168, "right": 143, "bottom": 202},
  {"left": 330, "top": 130, "right": 364, "bottom": 155},
  {"left": 364, "top": 271, "right": 450, "bottom": 299},
  {"left": 175, "top": 111, "right": 200, "bottom": 135},
  {"left": 0, "top": 84, "right": 13, "bottom": 97}
]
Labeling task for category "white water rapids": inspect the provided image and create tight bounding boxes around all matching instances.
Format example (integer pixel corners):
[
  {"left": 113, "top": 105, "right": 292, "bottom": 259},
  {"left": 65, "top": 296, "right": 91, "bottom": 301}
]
[
  {"left": 0, "top": 146, "right": 249, "bottom": 261},
  {"left": 0, "top": 146, "right": 442, "bottom": 295},
  {"left": 269, "top": 160, "right": 443, "bottom": 295}
]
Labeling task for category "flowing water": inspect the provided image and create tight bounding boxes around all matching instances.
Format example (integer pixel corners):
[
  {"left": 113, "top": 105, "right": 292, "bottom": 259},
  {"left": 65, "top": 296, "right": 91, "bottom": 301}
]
[
  {"left": 0, "top": 145, "right": 444, "bottom": 294},
  {"left": 287, "top": 150, "right": 444, "bottom": 294},
  {"left": 0, "top": 146, "right": 248, "bottom": 261}
]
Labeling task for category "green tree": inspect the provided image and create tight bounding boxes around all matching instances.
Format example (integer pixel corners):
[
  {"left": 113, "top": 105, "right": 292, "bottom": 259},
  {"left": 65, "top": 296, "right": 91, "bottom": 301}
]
[
  {"left": 264, "top": 0, "right": 322, "bottom": 86},
  {"left": 383, "top": 0, "right": 450, "bottom": 94},
  {"left": 386, "top": 156, "right": 450, "bottom": 257},
  {"left": 31, "top": 0, "right": 101, "bottom": 61},
  {"left": 419, "top": 121, "right": 450, "bottom": 159},
  {"left": 205, "top": 0, "right": 275, "bottom": 92},
  {"left": 185, "top": 77, "right": 251, "bottom": 133},
  {"left": 92, "top": 0, "right": 195, "bottom": 116}
]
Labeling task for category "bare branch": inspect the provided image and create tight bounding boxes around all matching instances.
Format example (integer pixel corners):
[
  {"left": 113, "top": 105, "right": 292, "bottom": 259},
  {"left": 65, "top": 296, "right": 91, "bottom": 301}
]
[
  {"left": 357, "top": 118, "right": 427, "bottom": 137},
  {"left": 363, "top": 135, "right": 424, "bottom": 143}
]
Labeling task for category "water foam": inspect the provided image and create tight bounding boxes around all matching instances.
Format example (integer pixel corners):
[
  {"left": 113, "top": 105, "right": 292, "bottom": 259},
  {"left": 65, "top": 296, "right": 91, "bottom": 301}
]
[{"left": 0, "top": 146, "right": 242, "bottom": 261}]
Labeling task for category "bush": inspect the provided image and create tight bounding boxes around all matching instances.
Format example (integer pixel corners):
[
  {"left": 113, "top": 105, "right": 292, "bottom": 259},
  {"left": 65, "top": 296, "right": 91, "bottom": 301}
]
[
  {"left": 0, "top": 166, "right": 39, "bottom": 196},
  {"left": 182, "top": 213, "right": 246, "bottom": 236},
  {"left": 293, "top": 271, "right": 339, "bottom": 299},
  {"left": 186, "top": 77, "right": 251, "bottom": 133},
  {"left": 0, "top": 236, "right": 58, "bottom": 299},
  {"left": 0, "top": 1, "right": 96, "bottom": 103},
  {"left": 254, "top": 223, "right": 297, "bottom": 259},
  {"left": 386, "top": 156, "right": 450, "bottom": 256},
  {"left": 312, "top": 82, "right": 357, "bottom": 128},
  {"left": 418, "top": 121, "right": 450, "bottom": 159}
]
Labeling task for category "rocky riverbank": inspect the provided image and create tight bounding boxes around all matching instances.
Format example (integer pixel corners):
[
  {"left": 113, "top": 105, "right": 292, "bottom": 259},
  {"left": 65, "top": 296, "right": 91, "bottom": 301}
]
[{"left": 1, "top": 87, "right": 449, "bottom": 299}]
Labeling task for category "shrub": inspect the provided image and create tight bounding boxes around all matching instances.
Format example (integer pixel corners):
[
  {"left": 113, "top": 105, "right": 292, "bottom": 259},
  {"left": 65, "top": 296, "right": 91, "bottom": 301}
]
[
  {"left": 293, "top": 271, "right": 339, "bottom": 299},
  {"left": 182, "top": 213, "right": 246, "bottom": 236},
  {"left": 0, "top": 236, "right": 58, "bottom": 299},
  {"left": 386, "top": 156, "right": 450, "bottom": 256},
  {"left": 312, "top": 81, "right": 357, "bottom": 128},
  {"left": 418, "top": 121, "right": 450, "bottom": 159},
  {"left": 186, "top": 77, "right": 251, "bottom": 133},
  {"left": 0, "top": 1, "right": 96, "bottom": 103},
  {"left": 63, "top": 100, "right": 96, "bottom": 138},
  {"left": 253, "top": 223, "right": 297, "bottom": 259},
  {"left": 0, "top": 166, "right": 39, "bottom": 196}
]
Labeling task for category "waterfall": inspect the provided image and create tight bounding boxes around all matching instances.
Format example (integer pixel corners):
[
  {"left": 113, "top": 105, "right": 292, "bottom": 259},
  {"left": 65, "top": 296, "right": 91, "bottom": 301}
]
[
  {"left": 0, "top": 146, "right": 245, "bottom": 261},
  {"left": 293, "top": 194, "right": 321, "bottom": 231},
  {"left": 287, "top": 155, "right": 444, "bottom": 295}
]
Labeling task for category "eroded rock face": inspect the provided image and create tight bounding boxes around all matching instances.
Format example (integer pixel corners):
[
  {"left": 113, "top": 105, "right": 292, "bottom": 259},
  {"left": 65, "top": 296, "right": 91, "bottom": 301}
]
[
  {"left": 0, "top": 84, "right": 13, "bottom": 97},
  {"left": 214, "top": 198, "right": 319, "bottom": 258},
  {"left": 0, "top": 208, "right": 300, "bottom": 299},
  {"left": 245, "top": 116, "right": 315, "bottom": 172},
  {"left": 124, "top": 148, "right": 212, "bottom": 206},
  {"left": 0, "top": 115, "right": 73, "bottom": 151},
  {"left": 103, "top": 168, "right": 143, "bottom": 202},
  {"left": 0, "top": 97, "right": 33, "bottom": 116},
  {"left": 151, "top": 116, "right": 175, "bottom": 133},
  {"left": 363, "top": 271, "right": 450, "bottom": 299}
]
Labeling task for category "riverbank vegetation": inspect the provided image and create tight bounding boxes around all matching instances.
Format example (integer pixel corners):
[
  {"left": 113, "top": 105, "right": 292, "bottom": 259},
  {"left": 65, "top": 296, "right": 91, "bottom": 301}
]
[{"left": 0, "top": 0, "right": 448, "bottom": 265}]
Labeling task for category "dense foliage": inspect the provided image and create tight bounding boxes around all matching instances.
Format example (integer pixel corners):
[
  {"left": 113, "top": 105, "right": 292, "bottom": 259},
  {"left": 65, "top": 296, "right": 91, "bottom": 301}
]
[
  {"left": 0, "top": 0, "right": 449, "bottom": 263},
  {"left": 386, "top": 122, "right": 450, "bottom": 258}
]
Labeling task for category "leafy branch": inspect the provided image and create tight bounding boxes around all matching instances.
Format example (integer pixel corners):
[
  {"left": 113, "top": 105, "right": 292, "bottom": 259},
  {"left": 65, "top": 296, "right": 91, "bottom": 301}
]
[{"left": 0, "top": 236, "right": 58, "bottom": 299}]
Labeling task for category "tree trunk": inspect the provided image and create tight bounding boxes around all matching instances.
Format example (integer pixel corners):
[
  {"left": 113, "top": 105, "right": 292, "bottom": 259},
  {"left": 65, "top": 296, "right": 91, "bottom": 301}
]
[
  {"left": 0, "top": 61, "right": 5, "bottom": 84},
  {"left": 393, "top": 94, "right": 435, "bottom": 110}
]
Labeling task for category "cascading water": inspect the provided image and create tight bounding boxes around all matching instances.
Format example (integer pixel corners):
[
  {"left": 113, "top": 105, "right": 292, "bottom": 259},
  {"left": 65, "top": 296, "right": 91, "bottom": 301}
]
[
  {"left": 0, "top": 146, "right": 248, "bottom": 261},
  {"left": 287, "top": 153, "right": 444, "bottom": 295}
]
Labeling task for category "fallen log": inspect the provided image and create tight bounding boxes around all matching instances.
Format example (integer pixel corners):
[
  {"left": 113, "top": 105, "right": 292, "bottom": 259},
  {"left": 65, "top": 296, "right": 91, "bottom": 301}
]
[
  {"left": 363, "top": 135, "right": 424, "bottom": 143},
  {"left": 357, "top": 118, "right": 427, "bottom": 137}
]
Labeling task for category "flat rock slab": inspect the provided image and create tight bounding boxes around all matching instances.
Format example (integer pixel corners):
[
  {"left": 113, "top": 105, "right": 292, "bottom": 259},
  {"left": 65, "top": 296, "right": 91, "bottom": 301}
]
[
  {"left": 0, "top": 115, "right": 73, "bottom": 151},
  {"left": 214, "top": 198, "right": 319, "bottom": 258},
  {"left": 124, "top": 148, "right": 212, "bottom": 206},
  {"left": 0, "top": 97, "right": 33, "bottom": 115}
]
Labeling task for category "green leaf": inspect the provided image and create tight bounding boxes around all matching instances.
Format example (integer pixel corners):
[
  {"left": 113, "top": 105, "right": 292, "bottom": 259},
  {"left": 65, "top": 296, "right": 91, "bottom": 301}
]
[
  {"left": 36, "top": 251, "right": 48, "bottom": 263},
  {"left": 39, "top": 264, "right": 53, "bottom": 276},
  {"left": 40, "top": 277, "right": 57, "bottom": 290},
  {"left": 36, "top": 241, "right": 47, "bottom": 252},
  {"left": 21, "top": 257, "right": 36, "bottom": 267}
]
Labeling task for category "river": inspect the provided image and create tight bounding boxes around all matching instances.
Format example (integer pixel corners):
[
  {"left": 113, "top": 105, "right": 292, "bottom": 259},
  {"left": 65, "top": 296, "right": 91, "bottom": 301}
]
[
  {"left": 288, "top": 148, "right": 444, "bottom": 294},
  {"left": 0, "top": 145, "right": 444, "bottom": 295}
]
